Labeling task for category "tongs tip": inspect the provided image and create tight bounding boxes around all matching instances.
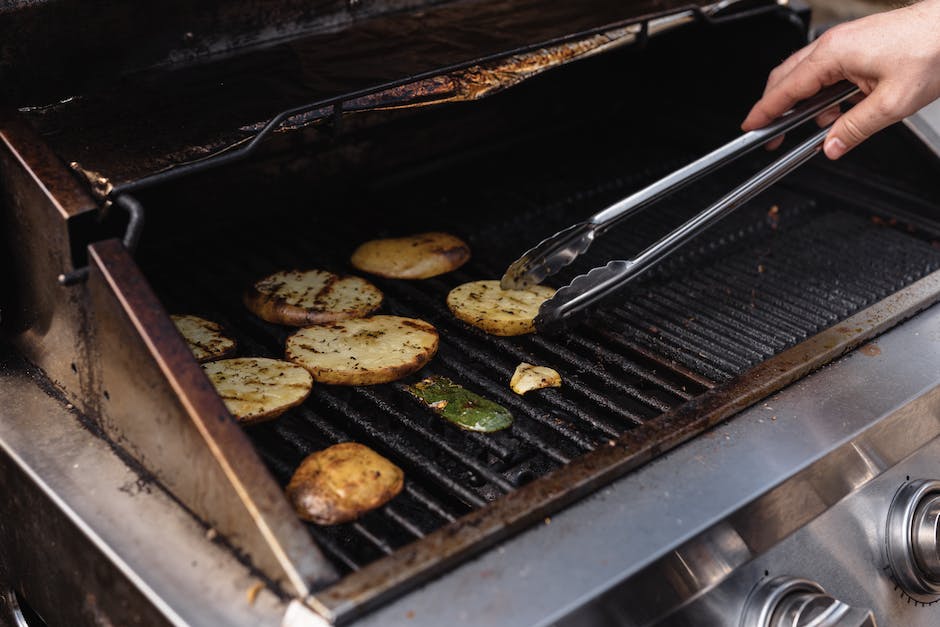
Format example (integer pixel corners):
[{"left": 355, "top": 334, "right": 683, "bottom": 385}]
[{"left": 499, "top": 222, "right": 597, "bottom": 290}]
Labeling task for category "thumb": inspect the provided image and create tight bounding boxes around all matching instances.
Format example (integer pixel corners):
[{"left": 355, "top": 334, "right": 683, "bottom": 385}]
[{"left": 824, "top": 90, "right": 899, "bottom": 159}]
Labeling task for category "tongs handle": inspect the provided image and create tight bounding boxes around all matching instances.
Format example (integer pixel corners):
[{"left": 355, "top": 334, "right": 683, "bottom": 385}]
[
  {"left": 589, "top": 81, "right": 858, "bottom": 231},
  {"left": 536, "top": 125, "right": 832, "bottom": 330}
]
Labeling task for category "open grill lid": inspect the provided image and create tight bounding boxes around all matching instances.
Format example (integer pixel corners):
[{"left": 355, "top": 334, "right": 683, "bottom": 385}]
[{"left": 4, "top": 0, "right": 778, "bottom": 190}]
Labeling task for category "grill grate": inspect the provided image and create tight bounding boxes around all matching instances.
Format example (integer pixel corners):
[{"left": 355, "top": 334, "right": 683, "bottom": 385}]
[{"left": 137, "top": 128, "right": 940, "bottom": 576}]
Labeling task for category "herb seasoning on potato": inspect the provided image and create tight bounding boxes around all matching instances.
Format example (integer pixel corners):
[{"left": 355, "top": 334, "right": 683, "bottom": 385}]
[
  {"left": 244, "top": 269, "right": 383, "bottom": 326},
  {"left": 447, "top": 280, "right": 555, "bottom": 336},
  {"left": 172, "top": 314, "right": 236, "bottom": 362},
  {"left": 202, "top": 357, "right": 313, "bottom": 424},
  {"left": 351, "top": 232, "right": 470, "bottom": 279},
  {"left": 286, "top": 442, "right": 404, "bottom": 525},
  {"left": 286, "top": 315, "right": 439, "bottom": 385}
]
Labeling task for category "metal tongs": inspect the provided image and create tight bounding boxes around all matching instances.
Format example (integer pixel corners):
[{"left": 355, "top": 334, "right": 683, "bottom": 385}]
[{"left": 501, "top": 81, "right": 860, "bottom": 332}]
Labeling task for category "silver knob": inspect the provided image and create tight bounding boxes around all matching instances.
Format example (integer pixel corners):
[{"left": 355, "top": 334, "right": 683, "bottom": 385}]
[
  {"left": 741, "top": 577, "right": 877, "bottom": 627},
  {"left": 885, "top": 479, "right": 940, "bottom": 602}
]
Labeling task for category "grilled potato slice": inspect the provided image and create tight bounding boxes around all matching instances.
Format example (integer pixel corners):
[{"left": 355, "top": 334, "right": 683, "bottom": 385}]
[
  {"left": 447, "top": 280, "right": 555, "bottom": 336},
  {"left": 286, "top": 442, "right": 404, "bottom": 525},
  {"left": 285, "top": 315, "right": 438, "bottom": 385},
  {"left": 172, "top": 314, "right": 236, "bottom": 363},
  {"left": 244, "top": 269, "right": 383, "bottom": 326},
  {"left": 202, "top": 357, "right": 313, "bottom": 424},
  {"left": 350, "top": 232, "right": 470, "bottom": 279},
  {"left": 510, "top": 362, "right": 562, "bottom": 395}
]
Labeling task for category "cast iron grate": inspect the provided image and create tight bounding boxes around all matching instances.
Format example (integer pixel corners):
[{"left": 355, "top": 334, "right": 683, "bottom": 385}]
[{"left": 139, "top": 143, "right": 940, "bottom": 574}]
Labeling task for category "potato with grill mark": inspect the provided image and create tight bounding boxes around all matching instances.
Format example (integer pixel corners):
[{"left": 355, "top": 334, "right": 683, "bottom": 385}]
[
  {"left": 350, "top": 232, "right": 470, "bottom": 279},
  {"left": 244, "top": 269, "right": 383, "bottom": 326},
  {"left": 510, "top": 362, "right": 562, "bottom": 395},
  {"left": 286, "top": 442, "right": 404, "bottom": 525},
  {"left": 446, "top": 280, "right": 555, "bottom": 336},
  {"left": 202, "top": 357, "right": 313, "bottom": 424},
  {"left": 285, "top": 315, "right": 438, "bottom": 385},
  {"left": 172, "top": 314, "right": 237, "bottom": 363}
]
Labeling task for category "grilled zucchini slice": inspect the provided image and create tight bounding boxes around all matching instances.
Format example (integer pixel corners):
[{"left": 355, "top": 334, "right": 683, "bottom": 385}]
[
  {"left": 202, "top": 357, "right": 313, "bottom": 424},
  {"left": 286, "top": 442, "right": 404, "bottom": 525},
  {"left": 446, "top": 280, "right": 555, "bottom": 336},
  {"left": 408, "top": 376, "right": 513, "bottom": 432},
  {"left": 350, "top": 232, "right": 470, "bottom": 279},
  {"left": 172, "top": 314, "right": 236, "bottom": 363},
  {"left": 285, "top": 315, "right": 438, "bottom": 385},
  {"left": 244, "top": 269, "right": 383, "bottom": 326}
]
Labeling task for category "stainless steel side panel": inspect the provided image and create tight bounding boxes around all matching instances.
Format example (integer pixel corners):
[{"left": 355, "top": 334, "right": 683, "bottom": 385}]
[
  {"left": 0, "top": 355, "right": 289, "bottom": 627},
  {"left": 668, "top": 437, "right": 940, "bottom": 626}
]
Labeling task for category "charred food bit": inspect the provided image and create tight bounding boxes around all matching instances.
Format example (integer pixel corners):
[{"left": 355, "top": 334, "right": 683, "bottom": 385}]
[
  {"left": 446, "top": 280, "right": 555, "bottom": 336},
  {"left": 510, "top": 362, "right": 562, "bottom": 395},
  {"left": 351, "top": 232, "right": 471, "bottom": 279},
  {"left": 286, "top": 442, "right": 404, "bottom": 525},
  {"left": 202, "top": 357, "right": 313, "bottom": 424},
  {"left": 244, "top": 269, "right": 383, "bottom": 326},
  {"left": 171, "top": 314, "right": 236, "bottom": 362},
  {"left": 408, "top": 376, "right": 513, "bottom": 432},
  {"left": 285, "top": 315, "right": 439, "bottom": 385}
]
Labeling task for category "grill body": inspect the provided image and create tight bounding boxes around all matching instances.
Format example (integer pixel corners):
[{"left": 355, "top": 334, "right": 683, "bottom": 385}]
[{"left": 4, "top": 1, "right": 940, "bottom": 625}]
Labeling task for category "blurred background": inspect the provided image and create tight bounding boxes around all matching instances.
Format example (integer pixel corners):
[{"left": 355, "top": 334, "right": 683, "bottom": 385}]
[{"left": 809, "top": 0, "right": 898, "bottom": 27}]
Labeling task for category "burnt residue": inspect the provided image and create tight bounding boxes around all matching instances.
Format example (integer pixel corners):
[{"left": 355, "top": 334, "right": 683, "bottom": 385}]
[{"left": 12, "top": 0, "right": 709, "bottom": 185}]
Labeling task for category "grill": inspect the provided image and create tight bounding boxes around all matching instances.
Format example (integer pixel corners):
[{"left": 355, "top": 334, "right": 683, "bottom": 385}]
[
  {"left": 133, "top": 70, "right": 940, "bottom": 596},
  {"left": 6, "top": 0, "right": 940, "bottom": 625}
]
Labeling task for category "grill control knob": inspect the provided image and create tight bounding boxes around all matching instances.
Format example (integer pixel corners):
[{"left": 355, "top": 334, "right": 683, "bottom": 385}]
[
  {"left": 741, "top": 577, "right": 877, "bottom": 627},
  {"left": 885, "top": 479, "right": 940, "bottom": 601}
]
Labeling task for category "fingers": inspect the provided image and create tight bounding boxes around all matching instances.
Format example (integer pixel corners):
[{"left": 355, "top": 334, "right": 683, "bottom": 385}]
[
  {"left": 742, "top": 42, "right": 840, "bottom": 131},
  {"left": 815, "top": 105, "right": 842, "bottom": 128},
  {"left": 824, "top": 88, "right": 904, "bottom": 159},
  {"left": 749, "top": 44, "right": 819, "bottom": 150},
  {"left": 764, "top": 136, "right": 785, "bottom": 151},
  {"left": 763, "top": 42, "right": 817, "bottom": 96}
]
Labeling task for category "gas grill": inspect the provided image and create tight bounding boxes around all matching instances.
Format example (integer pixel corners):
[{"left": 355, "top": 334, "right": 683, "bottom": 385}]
[{"left": 5, "top": 1, "right": 940, "bottom": 625}]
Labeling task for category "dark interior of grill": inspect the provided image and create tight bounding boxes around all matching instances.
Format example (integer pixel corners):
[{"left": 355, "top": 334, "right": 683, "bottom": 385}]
[{"left": 124, "top": 13, "right": 940, "bottom": 578}]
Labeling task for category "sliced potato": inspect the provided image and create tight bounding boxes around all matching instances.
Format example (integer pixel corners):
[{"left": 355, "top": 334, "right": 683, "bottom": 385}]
[
  {"left": 172, "top": 314, "right": 236, "bottom": 363},
  {"left": 447, "top": 280, "right": 555, "bottom": 336},
  {"left": 350, "top": 232, "right": 470, "bottom": 279},
  {"left": 510, "top": 362, "right": 562, "bottom": 395},
  {"left": 285, "top": 315, "right": 438, "bottom": 385},
  {"left": 202, "top": 357, "right": 313, "bottom": 424},
  {"left": 244, "top": 269, "right": 383, "bottom": 326},
  {"left": 286, "top": 442, "right": 404, "bottom": 525}
]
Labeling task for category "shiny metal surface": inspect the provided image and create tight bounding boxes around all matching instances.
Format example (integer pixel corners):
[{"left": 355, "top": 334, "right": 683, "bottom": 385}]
[
  {"left": 534, "top": 124, "right": 832, "bottom": 330},
  {"left": 1, "top": 591, "right": 30, "bottom": 627},
  {"left": 499, "top": 82, "right": 858, "bottom": 291},
  {"left": 355, "top": 302, "right": 940, "bottom": 626},
  {"left": 911, "top": 494, "right": 940, "bottom": 577},
  {"left": 0, "top": 354, "right": 294, "bottom": 627},
  {"left": 666, "top": 437, "right": 940, "bottom": 627},
  {"left": 885, "top": 480, "right": 940, "bottom": 602},
  {"left": 904, "top": 99, "right": 940, "bottom": 158},
  {"left": 740, "top": 577, "right": 875, "bottom": 627}
]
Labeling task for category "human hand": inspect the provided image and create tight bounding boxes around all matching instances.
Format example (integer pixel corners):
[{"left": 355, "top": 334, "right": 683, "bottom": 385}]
[{"left": 741, "top": 0, "right": 940, "bottom": 159}]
